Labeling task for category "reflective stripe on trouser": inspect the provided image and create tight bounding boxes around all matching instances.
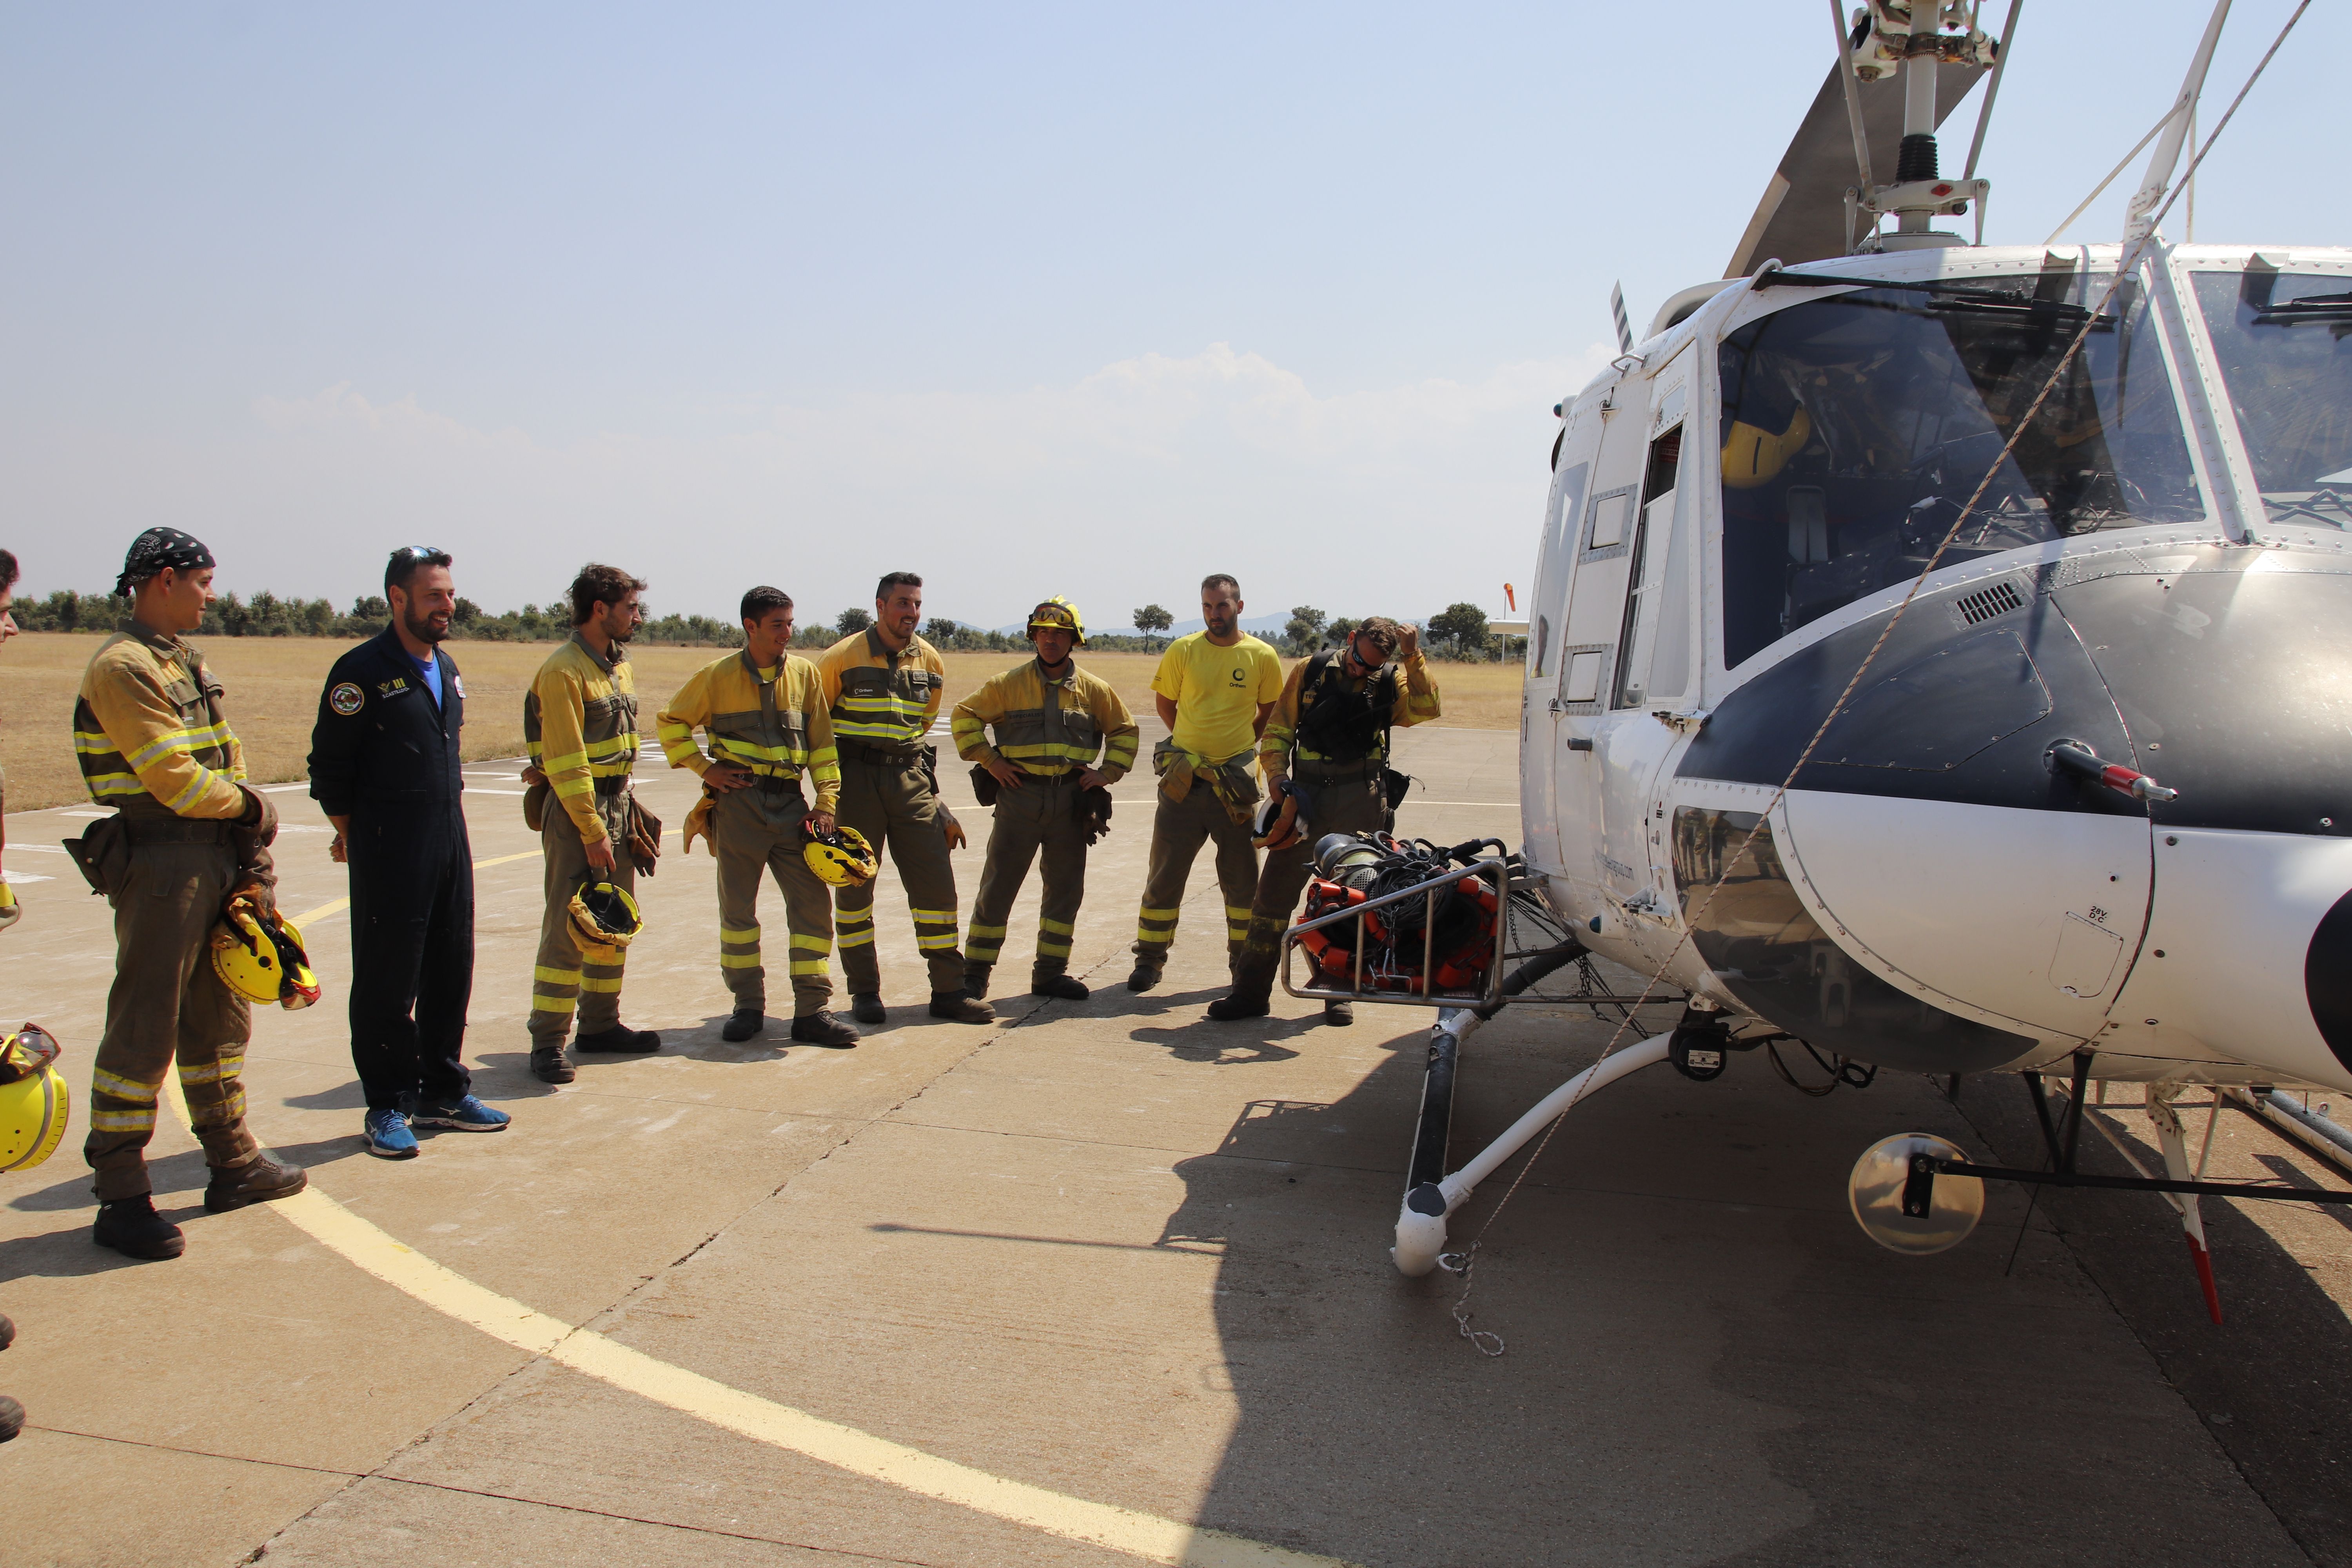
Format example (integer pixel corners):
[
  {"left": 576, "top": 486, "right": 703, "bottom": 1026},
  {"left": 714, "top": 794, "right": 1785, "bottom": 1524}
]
[
  {"left": 832, "top": 755, "right": 966, "bottom": 995},
  {"left": 1132, "top": 777, "right": 1259, "bottom": 967},
  {"left": 1236, "top": 771, "right": 1389, "bottom": 987},
  {"left": 967, "top": 775, "right": 1088, "bottom": 980},
  {"left": 83, "top": 840, "right": 259, "bottom": 1201},
  {"left": 531, "top": 793, "right": 635, "bottom": 1045},
  {"left": 713, "top": 785, "right": 836, "bottom": 1017}
]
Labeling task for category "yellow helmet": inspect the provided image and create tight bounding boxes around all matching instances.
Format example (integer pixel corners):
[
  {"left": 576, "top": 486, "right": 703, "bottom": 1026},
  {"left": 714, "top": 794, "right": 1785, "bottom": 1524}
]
[
  {"left": 211, "top": 906, "right": 322, "bottom": 1010},
  {"left": 566, "top": 878, "right": 642, "bottom": 959},
  {"left": 0, "top": 1025, "right": 70, "bottom": 1174},
  {"left": 803, "top": 824, "right": 878, "bottom": 887},
  {"left": 1720, "top": 404, "right": 1812, "bottom": 489},
  {"left": 1026, "top": 597, "right": 1085, "bottom": 645}
]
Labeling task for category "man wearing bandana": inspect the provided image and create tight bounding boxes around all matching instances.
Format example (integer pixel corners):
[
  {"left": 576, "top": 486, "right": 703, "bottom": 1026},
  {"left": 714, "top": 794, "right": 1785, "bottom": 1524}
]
[{"left": 72, "top": 528, "right": 307, "bottom": 1260}]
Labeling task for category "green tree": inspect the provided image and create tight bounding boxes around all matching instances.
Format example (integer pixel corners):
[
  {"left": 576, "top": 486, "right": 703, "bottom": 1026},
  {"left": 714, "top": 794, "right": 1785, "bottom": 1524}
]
[
  {"left": 1426, "top": 603, "right": 1491, "bottom": 660},
  {"left": 1132, "top": 603, "right": 1172, "bottom": 650},
  {"left": 1283, "top": 605, "right": 1327, "bottom": 653},
  {"left": 924, "top": 617, "right": 962, "bottom": 647},
  {"left": 836, "top": 607, "right": 874, "bottom": 638}
]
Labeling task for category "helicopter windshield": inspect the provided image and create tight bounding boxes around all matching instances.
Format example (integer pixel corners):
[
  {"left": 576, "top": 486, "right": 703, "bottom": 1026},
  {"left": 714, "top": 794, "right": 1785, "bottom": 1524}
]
[
  {"left": 1717, "top": 272, "right": 2203, "bottom": 669},
  {"left": 2190, "top": 269, "right": 2352, "bottom": 530}
]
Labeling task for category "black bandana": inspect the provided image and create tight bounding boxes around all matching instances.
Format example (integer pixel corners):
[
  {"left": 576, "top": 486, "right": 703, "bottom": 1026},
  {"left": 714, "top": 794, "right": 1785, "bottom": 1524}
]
[{"left": 114, "top": 528, "right": 215, "bottom": 598}]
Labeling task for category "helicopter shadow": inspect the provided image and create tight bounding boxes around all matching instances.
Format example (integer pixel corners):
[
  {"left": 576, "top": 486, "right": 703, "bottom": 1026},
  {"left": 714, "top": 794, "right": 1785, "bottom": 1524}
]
[{"left": 1155, "top": 1007, "right": 2329, "bottom": 1565}]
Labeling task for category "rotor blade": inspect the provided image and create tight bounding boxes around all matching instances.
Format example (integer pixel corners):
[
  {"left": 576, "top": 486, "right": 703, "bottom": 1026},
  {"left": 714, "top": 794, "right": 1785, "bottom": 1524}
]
[{"left": 1724, "top": 53, "right": 1991, "bottom": 279}]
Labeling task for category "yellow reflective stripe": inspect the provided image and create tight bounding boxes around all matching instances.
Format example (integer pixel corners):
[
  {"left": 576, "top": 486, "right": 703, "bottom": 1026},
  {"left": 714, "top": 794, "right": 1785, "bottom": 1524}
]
[
  {"left": 1037, "top": 940, "right": 1072, "bottom": 957},
  {"left": 786, "top": 959, "right": 828, "bottom": 976},
  {"left": 916, "top": 933, "right": 959, "bottom": 950},
  {"left": 541, "top": 748, "right": 587, "bottom": 774},
  {"left": 836, "top": 927, "right": 875, "bottom": 947},
  {"left": 807, "top": 746, "right": 838, "bottom": 767},
  {"left": 909, "top": 907, "right": 957, "bottom": 923},
  {"left": 73, "top": 729, "right": 119, "bottom": 754},
  {"left": 1138, "top": 906, "right": 1178, "bottom": 921},
  {"left": 177, "top": 1057, "right": 243, "bottom": 1086},
  {"left": 788, "top": 933, "right": 830, "bottom": 952},
  {"left": 531, "top": 996, "right": 576, "bottom": 1013},
  {"left": 534, "top": 966, "right": 581, "bottom": 986},
  {"left": 580, "top": 975, "right": 624, "bottom": 993},
  {"left": 91, "top": 1067, "right": 157, "bottom": 1102},
  {"left": 720, "top": 953, "right": 762, "bottom": 969},
  {"left": 1224, "top": 906, "right": 1252, "bottom": 921},
  {"left": 966, "top": 923, "right": 1008, "bottom": 939},
  {"left": 84, "top": 772, "right": 147, "bottom": 796},
  {"left": 720, "top": 926, "right": 760, "bottom": 943},
  {"left": 91, "top": 1109, "right": 158, "bottom": 1131},
  {"left": 163, "top": 765, "right": 230, "bottom": 814},
  {"left": 1038, "top": 918, "right": 1074, "bottom": 935},
  {"left": 553, "top": 776, "right": 596, "bottom": 799},
  {"left": 1135, "top": 929, "right": 1173, "bottom": 946}
]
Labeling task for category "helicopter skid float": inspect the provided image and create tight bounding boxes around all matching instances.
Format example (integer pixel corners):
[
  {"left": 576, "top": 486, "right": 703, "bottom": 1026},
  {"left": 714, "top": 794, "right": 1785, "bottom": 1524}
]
[{"left": 1291, "top": 0, "right": 2352, "bottom": 1297}]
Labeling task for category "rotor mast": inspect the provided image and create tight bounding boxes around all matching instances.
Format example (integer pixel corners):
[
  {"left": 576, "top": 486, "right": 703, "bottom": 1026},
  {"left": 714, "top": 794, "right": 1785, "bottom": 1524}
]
[{"left": 1842, "top": 1, "right": 1996, "bottom": 252}]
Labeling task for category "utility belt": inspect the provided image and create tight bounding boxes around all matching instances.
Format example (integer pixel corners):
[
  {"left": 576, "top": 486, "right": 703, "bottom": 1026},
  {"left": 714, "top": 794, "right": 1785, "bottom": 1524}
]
[
  {"left": 746, "top": 771, "right": 804, "bottom": 795},
  {"left": 592, "top": 774, "right": 633, "bottom": 798},
  {"left": 1293, "top": 756, "right": 1383, "bottom": 784},
  {"left": 120, "top": 816, "right": 235, "bottom": 846},
  {"left": 840, "top": 740, "right": 929, "bottom": 767}
]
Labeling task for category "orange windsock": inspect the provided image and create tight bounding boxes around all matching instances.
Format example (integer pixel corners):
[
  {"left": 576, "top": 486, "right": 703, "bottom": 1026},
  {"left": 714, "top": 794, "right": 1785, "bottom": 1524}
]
[{"left": 1504, "top": 584, "right": 1517, "bottom": 612}]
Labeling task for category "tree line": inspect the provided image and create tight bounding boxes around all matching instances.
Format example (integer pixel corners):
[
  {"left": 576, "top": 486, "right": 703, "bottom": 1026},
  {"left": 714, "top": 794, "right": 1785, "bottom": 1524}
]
[{"left": 11, "top": 587, "right": 1510, "bottom": 659}]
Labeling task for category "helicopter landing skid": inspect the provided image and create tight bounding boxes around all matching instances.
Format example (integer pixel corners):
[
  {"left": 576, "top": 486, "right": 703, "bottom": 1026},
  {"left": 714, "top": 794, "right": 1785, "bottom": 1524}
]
[{"left": 1392, "top": 1016, "right": 1672, "bottom": 1276}]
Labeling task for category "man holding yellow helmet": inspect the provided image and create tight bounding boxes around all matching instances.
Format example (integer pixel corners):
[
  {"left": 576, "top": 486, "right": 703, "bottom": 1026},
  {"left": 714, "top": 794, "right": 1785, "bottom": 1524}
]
[{"left": 950, "top": 598, "right": 1138, "bottom": 1002}]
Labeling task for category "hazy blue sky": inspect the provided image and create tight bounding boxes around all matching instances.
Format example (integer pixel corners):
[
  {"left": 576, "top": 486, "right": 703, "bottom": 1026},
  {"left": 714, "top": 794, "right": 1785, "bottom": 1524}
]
[{"left": 2, "top": 2, "right": 2338, "bottom": 630}]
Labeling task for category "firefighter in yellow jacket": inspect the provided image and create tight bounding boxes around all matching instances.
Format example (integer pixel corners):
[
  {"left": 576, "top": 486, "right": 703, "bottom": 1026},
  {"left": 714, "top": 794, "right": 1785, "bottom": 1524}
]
[
  {"left": 523, "top": 563, "right": 660, "bottom": 1082},
  {"left": 73, "top": 528, "right": 307, "bottom": 1261},
  {"left": 1209, "top": 615, "right": 1440, "bottom": 1024},
  {"left": 656, "top": 586, "right": 860, "bottom": 1048},
  {"left": 950, "top": 598, "right": 1138, "bottom": 1002},
  {"left": 815, "top": 572, "right": 994, "bottom": 1027}
]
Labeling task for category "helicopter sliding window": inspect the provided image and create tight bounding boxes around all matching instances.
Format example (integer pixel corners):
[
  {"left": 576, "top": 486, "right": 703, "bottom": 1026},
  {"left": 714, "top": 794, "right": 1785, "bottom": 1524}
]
[
  {"left": 1612, "top": 426, "right": 1681, "bottom": 708},
  {"left": 1716, "top": 270, "right": 2203, "bottom": 670},
  {"left": 2190, "top": 268, "right": 2352, "bottom": 530}
]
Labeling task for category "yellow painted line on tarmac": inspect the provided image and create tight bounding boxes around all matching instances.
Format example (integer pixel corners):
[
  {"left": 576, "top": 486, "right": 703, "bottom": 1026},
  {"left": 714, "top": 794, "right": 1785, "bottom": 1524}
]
[
  {"left": 290, "top": 850, "right": 543, "bottom": 929},
  {"left": 263, "top": 1184, "right": 1347, "bottom": 1568}
]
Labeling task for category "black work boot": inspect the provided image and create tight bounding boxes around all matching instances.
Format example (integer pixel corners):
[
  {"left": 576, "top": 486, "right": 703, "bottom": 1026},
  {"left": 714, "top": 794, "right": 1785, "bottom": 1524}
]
[
  {"left": 720, "top": 1007, "right": 766, "bottom": 1043},
  {"left": 93, "top": 1196, "right": 185, "bottom": 1260},
  {"left": 962, "top": 964, "right": 993, "bottom": 1001},
  {"left": 205, "top": 1151, "right": 308, "bottom": 1213},
  {"left": 1323, "top": 998, "right": 1356, "bottom": 1027},
  {"left": 1124, "top": 961, "right": 1163, "bottom": 993},
  {"left": 0, "top": 1393, "right": 22, "bottom": 1444},
  {"left": 574, "top": 1025, "right": 660, "bottom": 1054},
  {"left": 850, "top": 993, "right": 887, "bottom": 1025},
  {"left": 929, "top": 991, "right": 996, "bottom": 1024},
  {"left": 1031, "top": 968, "right": 1089, "bottom": 1001},
  {"left": 790, "top": 1011, "right": 860, "bottom": 1048},
  {"left": 1208, "top": 953, "right": 1279, "bottom": 1022},
  {"left": 530, "top": 1045, "right": 575, "bottom": 1083},
  {"left": 0, "top": 1311, "right": 14, "bottom": 1352}
]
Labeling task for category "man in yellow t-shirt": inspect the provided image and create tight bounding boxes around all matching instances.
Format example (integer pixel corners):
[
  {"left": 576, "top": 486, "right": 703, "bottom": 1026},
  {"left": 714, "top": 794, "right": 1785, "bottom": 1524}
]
[{"left": 1126, "top": 573, "right": 1284, "bottom": 991}]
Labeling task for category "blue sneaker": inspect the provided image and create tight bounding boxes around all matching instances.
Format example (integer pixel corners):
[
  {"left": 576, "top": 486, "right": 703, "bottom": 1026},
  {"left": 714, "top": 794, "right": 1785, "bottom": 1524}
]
[
  {"left": 363, "top": 1107, "right": 419, "bottom": 1160},
  {"left": 403, "top": 1093, "right": 511, "bottom": 1133}
]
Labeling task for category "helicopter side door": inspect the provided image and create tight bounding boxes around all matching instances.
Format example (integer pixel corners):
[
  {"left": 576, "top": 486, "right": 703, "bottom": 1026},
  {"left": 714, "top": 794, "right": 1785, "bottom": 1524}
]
[
  {"left": 1544, "top": 370, "right": 1653, "bottom": 923},
  {"left": 1520, "top": 403, "right": 1595, "bottom": 887}
]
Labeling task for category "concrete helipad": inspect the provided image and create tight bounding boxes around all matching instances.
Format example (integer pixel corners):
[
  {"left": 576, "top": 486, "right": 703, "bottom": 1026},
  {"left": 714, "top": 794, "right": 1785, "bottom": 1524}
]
[{"left": 4, "top": 720, "right": 2350, "bottom": 1566}]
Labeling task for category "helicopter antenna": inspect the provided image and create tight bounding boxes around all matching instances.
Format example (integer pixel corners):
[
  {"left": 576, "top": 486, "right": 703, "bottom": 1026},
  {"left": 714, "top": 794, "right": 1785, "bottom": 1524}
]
[
  {"left": 2123, "top": 0, "right": 2231, "bottom": 247},
  {"left": 1608, "top": 283, "right": 1632, "bottom": 355}
]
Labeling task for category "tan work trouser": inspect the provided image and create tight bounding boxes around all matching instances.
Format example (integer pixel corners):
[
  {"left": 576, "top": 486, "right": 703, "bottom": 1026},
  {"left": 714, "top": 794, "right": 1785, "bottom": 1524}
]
[
  {"left": 1132, "top": 778, "right": 1258, "bottom": 970},
  {"left": 967, "top": 773, "right": 1087, "bottom": 983},
  {"left": 530, "top": 791, "right": 635, "bottom": 1045},
  {"left": 1237, "top": 768, "right": 1388, "bottom": 980},
  {"left": 833, "top": 755, "right": 965, "bottom": 996},
  {"left": 713, "top": 783, "right": 835, "bottom": 1018},
  {"left": 84, "top": 838, "right": 259, "bottom": 1201}
]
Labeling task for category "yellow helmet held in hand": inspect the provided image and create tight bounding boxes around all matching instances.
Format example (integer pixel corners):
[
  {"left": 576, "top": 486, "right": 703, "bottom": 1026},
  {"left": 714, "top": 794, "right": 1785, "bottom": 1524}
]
[
  {"left": 1026, "top": 596, "right": 1085, "bottom": 645},
  {"left": 566, "top": 878, "right": 643, "bottom": 959},
  {"left": 803, "top": 824, "right": 878, "bottom": 887},
  {"left": 0, "top": 1025, "right": 70, "bottom": 1174},
  {"left": 211, "top": 906, "right": 322, "bottom": 1010}
]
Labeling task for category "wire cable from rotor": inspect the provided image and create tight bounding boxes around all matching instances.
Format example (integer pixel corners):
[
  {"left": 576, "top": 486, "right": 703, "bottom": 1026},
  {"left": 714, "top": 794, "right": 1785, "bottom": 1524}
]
[{"left": 1438, "top": 10, "right": 2305, "bottom": 1353}]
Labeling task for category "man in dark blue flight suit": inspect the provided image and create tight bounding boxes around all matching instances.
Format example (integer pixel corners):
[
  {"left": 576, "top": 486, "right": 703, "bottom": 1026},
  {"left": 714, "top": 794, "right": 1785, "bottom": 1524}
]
[{"left": 308, "top": 546, "right": 510, "bottom": 1160}]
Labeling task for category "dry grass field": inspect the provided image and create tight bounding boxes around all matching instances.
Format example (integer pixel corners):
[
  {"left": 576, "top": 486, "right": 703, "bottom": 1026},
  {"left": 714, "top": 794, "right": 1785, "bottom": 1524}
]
[{"left": 0, "top": 633, "right": 1522, "bottom": 813}]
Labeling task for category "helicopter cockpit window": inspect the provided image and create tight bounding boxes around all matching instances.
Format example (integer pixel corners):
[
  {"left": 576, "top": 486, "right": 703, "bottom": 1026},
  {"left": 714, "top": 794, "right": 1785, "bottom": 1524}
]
[
  {"left": 1717, "top": 272, "right": 2203, "bottom": 669},
  {"left": 2190, "top": 269, "right": 2352, "bottom": 530}
]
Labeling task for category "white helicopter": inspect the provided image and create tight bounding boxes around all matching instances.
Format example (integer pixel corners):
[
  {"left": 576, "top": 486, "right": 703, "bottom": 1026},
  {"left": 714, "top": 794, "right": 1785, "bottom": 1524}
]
[{"left": 1281, "top": 0, "right": 2352, "bottom": 1304}]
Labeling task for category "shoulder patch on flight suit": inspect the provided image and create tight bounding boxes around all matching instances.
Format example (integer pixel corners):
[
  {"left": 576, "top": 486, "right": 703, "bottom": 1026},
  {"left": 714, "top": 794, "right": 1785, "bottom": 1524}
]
[
  {"left": 453, "top": 674, "right": 466, "bottom": 698},
  {"left": 330, "top": 682, "right": 365, "bottom": 716}
]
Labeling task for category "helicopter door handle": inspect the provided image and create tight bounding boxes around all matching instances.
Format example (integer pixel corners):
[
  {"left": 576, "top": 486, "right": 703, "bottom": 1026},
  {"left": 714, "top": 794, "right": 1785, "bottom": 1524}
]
[
  {"left": 2050, "top": 740, "right": 2179, "bottom": 803},
  {"left": 1566, "top": 737, "right": 1594, "bottom": 751}
]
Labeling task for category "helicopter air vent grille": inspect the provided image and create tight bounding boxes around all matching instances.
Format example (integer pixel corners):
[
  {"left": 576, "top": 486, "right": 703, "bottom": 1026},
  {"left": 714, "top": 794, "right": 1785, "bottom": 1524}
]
[{"left": 1953, "top": 579, "right": 2025, "bottom": 626}]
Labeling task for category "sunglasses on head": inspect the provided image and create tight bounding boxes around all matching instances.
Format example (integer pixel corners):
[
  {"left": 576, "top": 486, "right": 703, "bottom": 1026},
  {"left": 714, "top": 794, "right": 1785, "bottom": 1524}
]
[{"left": 390, "top": 544, "right": 445, "bottom": 563}]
